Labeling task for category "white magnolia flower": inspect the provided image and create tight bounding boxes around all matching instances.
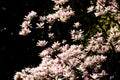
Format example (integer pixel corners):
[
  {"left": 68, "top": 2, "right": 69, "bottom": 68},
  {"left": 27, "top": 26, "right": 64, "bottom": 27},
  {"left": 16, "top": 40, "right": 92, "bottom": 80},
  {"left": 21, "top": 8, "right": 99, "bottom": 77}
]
[{"left": 36, "top": 40, "right": 48, "bottom": 47}]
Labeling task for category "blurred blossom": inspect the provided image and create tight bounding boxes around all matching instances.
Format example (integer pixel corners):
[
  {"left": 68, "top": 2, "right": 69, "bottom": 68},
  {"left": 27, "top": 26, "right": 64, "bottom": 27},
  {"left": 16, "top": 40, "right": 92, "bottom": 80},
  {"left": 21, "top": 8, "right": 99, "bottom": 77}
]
[
  {"left": 48, "top": 33, "right": 54, "bottom": 39},
  {"left": 39, "top": 16, "right": 46, "bottom": 22},
  {"left": 73, "top": 22, "right": 81, "bottom": 28},
  {"left": 90, "top": 73, "right": 99, "bottom": 80},
  {"left": 99, "top": 0, "right": 106, "bottom": 3},
  {"left": 14, "top": 72, "right": 22, "bottom": 80},
  {"left": 115, "top": 45, "right": 120, "bottom": 52},
  {"left": 87, "top": 6, "right": 94, "bottom": 13},
  {"left": 62, "top": 39, "right": 67, "bottom": 44},
  {"left": 48, "top": 26, "right": 52, "bottom": 30},
  {"left": 53, "top": 5, "right": 60, "bottom": 10},
  {"left": 99, "top": 70, "right": 107, "bottom": 77}
]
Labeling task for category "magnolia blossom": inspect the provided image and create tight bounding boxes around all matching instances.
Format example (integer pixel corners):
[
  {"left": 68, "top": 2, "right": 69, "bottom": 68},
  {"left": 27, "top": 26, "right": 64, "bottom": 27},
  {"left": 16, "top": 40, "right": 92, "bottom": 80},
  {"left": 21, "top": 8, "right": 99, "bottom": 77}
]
[
  {"left": 60, "top": 44, "right": 69, "bottom": 52},
  {"left": 48, "top": 33, "right": 54, "bottom": 39},
  {"left": 36, "top": 40, "right": 48, "bottom": 47},
  {"left": 39, "top": 48, "right": 54, "bottom": 57},
  {"left": 98, "top": 45, "right": 110, "bottom": 54},
  {"left": 84, "top": 56, "right": 95, "bottom": 67},
  {"left": 71, "top": 29, "right": 84, "bottom": 41},
  {"left": 48, "top": 26, "right": 52, "bottom": 30},
  {"left": 59, "top": 13, "right": 69, "bottom": 22},
  {"left": 36, "top": 22, "right": 44, "bottom": 29},
  {"left": 94, "top": 12, "right": 106, "bottom": 17},
  {"left": 84, "top": 55, "right": 107, "bottom": 67},
  {"left": 115, "top": 45, "right": 120, "bottom": 52},
  {"left": 53, "top": 5, "right": 60, "bottom": 10},
  {"left": 14, "top": 72, "right": 22, "bottom": 80},
  {"left": 58, "top": 8, "right": 74, "bottom": 22},
  {"left": 24, "top": 11, "right": 37, "bottom": 20},
  {"left": 52, "top": 0, "right": 69, "bottom": 5},
  {"left": 62, "top": 39, "right": 67, "bottom": 44},
  {"left": 73, "top": 22, "right": 81, "bottom": 28},
  {"left": 93, "top": 0, "right": 118, "bottom": 17},
  {"left": 87, "top": 6, "right": 94, "bottom": 13},
  {"left": 19, "top": 28, "right": 31, "bottom": 36},
  {"left": 39, "top": 16, "right": 46, "bottom": 22},
  {"left": 52, "top": 41, "right": 61, "bottom": 50},
  {"left": 96, "top": 37, "right": 103, "bottom": 44},
  {"left": 40, "top": 5, "right": 74, "bottom": 23},
  {"left": 14, "top": 42, "right": 107, "bottom": 80},
  {"left": 99, "top": 70, "right": 107, "bottom": 77},
  {"left": 20, "top": 21, "right": 31, "bottom": 28},
  {"left": 90, "top": 73, "right": 99, "bottom": 80},
  {"left": 99, "top": 0, "right": 106, "bottom": 3},
  {"left": 77, "top": 63, "right": 86, "bottom": 72},
  {"left": 107, "top": 26, "right": 120, "bottom": 42},
  {"left": 15, "top": 0, "right": 120, "bottom": 80},
  {"left": 115, "top": 13, "right": 120, "bottom": 20},
  {"left": 19, "top": 11, "right": 37, "bottom": 36},
  {"left": 86, "top": 32, "right": 110, "bottom": 54},
  {"left": 46, "top": 13, "right": 58, "bottom": 23}
]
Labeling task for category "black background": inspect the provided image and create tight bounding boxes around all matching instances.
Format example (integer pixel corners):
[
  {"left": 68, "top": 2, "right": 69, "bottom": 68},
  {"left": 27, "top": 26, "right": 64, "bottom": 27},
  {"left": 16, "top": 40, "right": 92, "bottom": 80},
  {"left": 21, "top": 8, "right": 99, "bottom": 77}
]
[{"left": 0, "top": 0, "right": 52, "bottom": 80}]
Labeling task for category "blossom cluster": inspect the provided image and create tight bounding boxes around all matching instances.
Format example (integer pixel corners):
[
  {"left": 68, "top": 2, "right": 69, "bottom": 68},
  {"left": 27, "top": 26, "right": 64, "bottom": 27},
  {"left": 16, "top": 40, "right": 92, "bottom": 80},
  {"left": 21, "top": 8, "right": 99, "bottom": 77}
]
[
  {"left": 85, "top": 32, "right": 110, "bottom": 54},
  {"left": 14, "top": 43, "right": 107, "bottom": 80},
  {"left": 14, "top": 25, "right": 120, "bottom": 80},
  {"left": 19, "top": 11, "right": 37, "bottom": 36},
  {"left": 14, "top": 0, "right": 120, "bottom": 80},
  {"left": 87, "top": 0, "right": 118, "bottom": 17}
]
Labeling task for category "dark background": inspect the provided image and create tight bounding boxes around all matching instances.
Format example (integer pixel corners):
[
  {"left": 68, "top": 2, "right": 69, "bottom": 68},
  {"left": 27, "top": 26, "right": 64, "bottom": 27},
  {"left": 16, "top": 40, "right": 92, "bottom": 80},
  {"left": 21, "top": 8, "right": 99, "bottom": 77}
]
[{"left": 0, "top": 0, "right": 52, "bottom": 80}]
